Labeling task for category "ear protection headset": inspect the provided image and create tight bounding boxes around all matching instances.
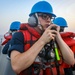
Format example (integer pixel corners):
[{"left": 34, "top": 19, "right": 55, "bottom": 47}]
[{"left": 28, "top": 13, "right": 39, "bottom": 27}]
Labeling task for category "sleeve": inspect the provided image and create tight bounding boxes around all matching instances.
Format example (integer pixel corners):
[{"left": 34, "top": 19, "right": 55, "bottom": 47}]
[{"left": 8, "top": 32, "right": 24, "bottom": 57}]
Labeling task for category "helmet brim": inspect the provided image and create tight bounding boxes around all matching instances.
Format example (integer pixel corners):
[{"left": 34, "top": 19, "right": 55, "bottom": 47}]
[{"left": 29, "top": 12, "right": 56, "bottom": 17}]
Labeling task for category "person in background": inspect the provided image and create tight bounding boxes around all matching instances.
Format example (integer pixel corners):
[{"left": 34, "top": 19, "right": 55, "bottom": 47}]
[
  {"left": 53, "top": 17, "right": 74, "bottom": 75},
  {"left": 2, "top": 21, "right": 21, "bottom": 55},
  {"left": 7, "top": 1, "right": 75, "bottom": 75},
  {"left": 53, "top": 17, "right": 67, "bottom": 32}
]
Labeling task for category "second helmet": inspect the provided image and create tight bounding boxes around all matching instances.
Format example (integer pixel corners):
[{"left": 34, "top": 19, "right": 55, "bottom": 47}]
[{"left": 53, "top": 17, "right": 68, "bottom": 27}]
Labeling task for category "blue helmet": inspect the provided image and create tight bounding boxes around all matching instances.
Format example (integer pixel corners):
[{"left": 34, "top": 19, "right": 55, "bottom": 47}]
[
  {"left": 29, "top": 1, "right": 56, "bottom": 17},
  {"left": 10, "top": 21, "right": 21, "bottom": 30},
  {"left": 53, "top": 17, "right": 68, "bottom": 27}
]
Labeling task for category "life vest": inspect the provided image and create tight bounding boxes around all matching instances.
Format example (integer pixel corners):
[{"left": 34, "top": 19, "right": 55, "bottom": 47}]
[
  {"left": 60, "top": 32, "right": 75, "bottom": 68},
  {"left": 18, "top": 23, "right": 64, "bottom": 75},
  {"left": 1, "top": 32, "right": 12, "bottom": 45}
]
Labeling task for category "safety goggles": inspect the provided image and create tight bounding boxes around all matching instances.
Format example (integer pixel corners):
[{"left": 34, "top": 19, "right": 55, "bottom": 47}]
[{"left": 38, "top": 13, "right": 53, "bottom": 20}]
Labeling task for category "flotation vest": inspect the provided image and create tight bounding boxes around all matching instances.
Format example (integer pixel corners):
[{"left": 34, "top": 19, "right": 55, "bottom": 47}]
[
  {"left": 60, "top": 32, "right": 75, "bottom": 68},
  {"left": 1, "top": 32, "right": 12, "bottom": 45},
  {"left": 18, "top": 23, "right": 64, "bottom": 75}
]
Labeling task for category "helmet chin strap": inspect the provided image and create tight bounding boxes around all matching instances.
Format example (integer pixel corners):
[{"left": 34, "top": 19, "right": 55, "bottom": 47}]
[{"left": 35, "top": 13, "right": 44, "bottom": 31}]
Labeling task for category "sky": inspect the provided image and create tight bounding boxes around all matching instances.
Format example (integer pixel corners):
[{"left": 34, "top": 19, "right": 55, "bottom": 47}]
[{"left": 0, "top": 0, "right": 75, "bottom": 35}]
